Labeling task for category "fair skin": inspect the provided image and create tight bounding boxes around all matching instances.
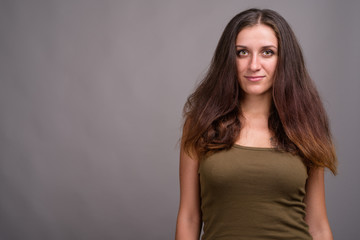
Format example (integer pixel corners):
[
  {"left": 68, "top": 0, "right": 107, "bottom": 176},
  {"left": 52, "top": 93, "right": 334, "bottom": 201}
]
[
  {"left": 175, "top": 24, "right": 333, "bottom": 240},
  {"left": 235, "top": 24, "right": 278, "bottom": 148}
]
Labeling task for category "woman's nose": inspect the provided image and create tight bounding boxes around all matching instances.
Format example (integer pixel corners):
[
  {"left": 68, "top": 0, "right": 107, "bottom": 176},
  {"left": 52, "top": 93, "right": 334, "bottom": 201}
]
[{"left": 249, "top": 55, "right": 261, "bottom": 71}]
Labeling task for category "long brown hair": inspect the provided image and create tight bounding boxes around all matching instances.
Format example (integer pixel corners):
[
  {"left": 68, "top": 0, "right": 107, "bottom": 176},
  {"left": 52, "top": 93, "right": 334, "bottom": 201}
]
[{"left": 182, "top": 8, "right": 337, "bottom": 174}]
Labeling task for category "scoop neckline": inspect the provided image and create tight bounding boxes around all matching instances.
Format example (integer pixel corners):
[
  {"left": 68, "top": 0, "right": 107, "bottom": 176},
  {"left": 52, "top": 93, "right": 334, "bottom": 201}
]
[{"left": 232, "top": 143, "right": 276, "bottom": 151}]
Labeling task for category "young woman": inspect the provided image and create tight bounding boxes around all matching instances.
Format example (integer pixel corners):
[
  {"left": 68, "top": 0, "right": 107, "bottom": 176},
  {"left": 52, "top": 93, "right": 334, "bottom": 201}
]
[{"left": 175, "top": 8, "right": 337, "bottom": 240}]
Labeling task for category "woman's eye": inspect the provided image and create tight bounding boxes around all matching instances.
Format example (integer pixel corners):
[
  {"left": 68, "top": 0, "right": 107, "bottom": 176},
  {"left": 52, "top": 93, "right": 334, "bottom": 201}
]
[
  {"left": 236, "top": 49, "right": 248, "bottom": 57},
  {"left": 263, "top": 50, "right": 274, "bottom": 56}
]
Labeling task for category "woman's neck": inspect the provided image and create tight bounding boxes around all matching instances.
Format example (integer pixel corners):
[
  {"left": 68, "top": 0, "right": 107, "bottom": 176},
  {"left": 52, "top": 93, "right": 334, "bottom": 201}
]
[
  {"left": 240, "top": 92, "right": 272, "bottom": 119},
  {"left": 236, "top": 92, "right": 274, "bottom": 147}
]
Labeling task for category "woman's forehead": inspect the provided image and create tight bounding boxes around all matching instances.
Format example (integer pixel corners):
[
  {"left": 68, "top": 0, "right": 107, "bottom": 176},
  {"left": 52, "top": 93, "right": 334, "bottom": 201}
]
[{"left": 236, "top": 24, "right": 278, "bottom": 47}]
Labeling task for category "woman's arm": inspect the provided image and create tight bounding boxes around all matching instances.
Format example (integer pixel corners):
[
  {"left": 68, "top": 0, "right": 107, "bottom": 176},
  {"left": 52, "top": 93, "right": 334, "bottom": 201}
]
[
  {"left": 304, "top": 167, "right": 333, "bottom": 240},
  {"left": 175, "top": 147, "right": 202, "bottom": 240}
]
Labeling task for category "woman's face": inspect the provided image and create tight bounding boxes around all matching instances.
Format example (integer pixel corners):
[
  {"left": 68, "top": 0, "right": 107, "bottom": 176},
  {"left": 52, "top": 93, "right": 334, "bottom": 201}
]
[{"left": 235, "top": 24, "right": 278, "bottom": 97}]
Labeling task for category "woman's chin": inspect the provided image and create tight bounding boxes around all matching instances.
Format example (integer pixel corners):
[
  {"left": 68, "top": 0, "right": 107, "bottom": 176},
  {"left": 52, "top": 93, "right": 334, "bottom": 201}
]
[{"left": 243, "top": 88, "right": 272, "bottom": 97}]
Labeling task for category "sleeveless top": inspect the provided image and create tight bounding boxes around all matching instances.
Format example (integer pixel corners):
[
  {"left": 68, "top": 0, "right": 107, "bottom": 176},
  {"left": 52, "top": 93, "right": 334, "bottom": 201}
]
[{"left": 198, "top": 144, "right": 312, "bottom": 240}]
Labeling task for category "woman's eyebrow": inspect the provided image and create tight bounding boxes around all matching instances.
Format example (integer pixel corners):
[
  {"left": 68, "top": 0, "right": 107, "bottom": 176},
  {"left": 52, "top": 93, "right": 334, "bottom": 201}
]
[
  {"left": 235, "top": 45, "right": 278, "bottom": 49},
  {"left": 261, "top": 45, "right": 278, "bottom": 49}
]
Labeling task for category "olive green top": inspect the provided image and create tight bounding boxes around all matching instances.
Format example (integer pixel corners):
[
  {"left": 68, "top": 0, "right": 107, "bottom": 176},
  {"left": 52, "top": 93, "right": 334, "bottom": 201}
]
[{"left": 198, "top": 144, "right": 312, "bottom": 240}]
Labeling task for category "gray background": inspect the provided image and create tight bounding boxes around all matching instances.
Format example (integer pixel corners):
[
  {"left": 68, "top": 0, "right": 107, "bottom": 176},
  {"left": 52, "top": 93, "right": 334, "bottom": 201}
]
[{"left": 1, "top": 0, "right": 359, "bottom": 239}]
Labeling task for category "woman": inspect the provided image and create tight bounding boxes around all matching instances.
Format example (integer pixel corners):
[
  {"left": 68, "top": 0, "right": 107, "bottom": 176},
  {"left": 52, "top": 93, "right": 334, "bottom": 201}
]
[{"left": 175, "top": 8, "right": 337, "bottom": 240}]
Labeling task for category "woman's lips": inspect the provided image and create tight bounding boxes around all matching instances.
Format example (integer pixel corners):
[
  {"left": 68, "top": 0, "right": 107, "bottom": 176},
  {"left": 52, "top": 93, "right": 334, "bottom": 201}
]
[{"left": 245, "top": 76, "right": 265, "bottom": 82}]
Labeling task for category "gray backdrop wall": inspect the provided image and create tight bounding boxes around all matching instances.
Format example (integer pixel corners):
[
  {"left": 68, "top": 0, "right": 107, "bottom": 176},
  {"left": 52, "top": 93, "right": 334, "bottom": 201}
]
[{"left": 1, "top": 0, "right": 359, "bottom": 239}]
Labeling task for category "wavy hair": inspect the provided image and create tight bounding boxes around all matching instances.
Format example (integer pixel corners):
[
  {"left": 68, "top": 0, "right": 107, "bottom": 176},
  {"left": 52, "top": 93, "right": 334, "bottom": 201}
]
[{"left": 182, "top": 8, "right": 337, "bottom": 174}]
